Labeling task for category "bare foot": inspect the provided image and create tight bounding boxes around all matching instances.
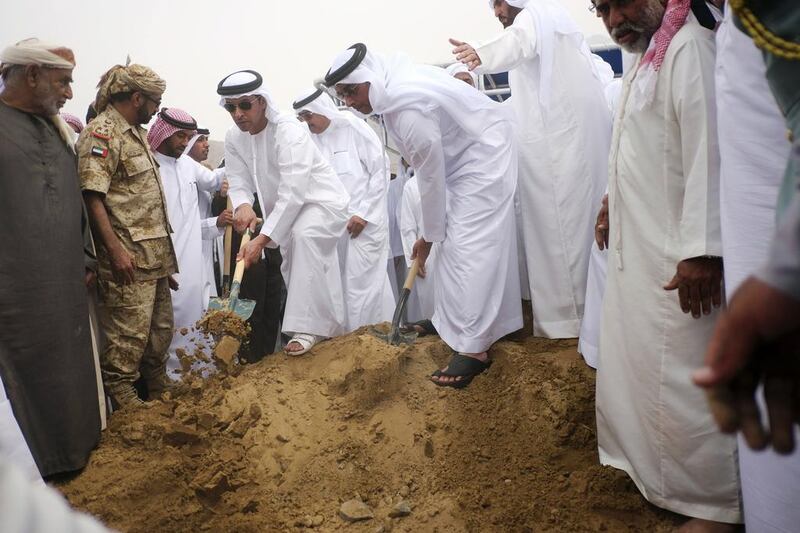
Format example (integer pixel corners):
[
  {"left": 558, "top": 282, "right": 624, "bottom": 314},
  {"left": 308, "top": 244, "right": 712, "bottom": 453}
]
[{"left": 676, "top": 518, "right": 741, "bottom": 533}]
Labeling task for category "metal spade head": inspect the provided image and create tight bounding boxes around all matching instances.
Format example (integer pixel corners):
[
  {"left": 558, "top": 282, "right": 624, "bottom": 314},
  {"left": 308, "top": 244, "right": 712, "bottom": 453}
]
[
  {"left": 371, "top": 325, "right": 418, "bottom": 346},
  {"left": 207, "top": 294, "right": 256, "bottom": 322}
]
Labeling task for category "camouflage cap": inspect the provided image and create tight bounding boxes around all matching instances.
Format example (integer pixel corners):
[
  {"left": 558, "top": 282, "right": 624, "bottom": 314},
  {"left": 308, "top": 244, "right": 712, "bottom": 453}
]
[{"left": 94, "top": 63, "right": 166, "bottom": 112}]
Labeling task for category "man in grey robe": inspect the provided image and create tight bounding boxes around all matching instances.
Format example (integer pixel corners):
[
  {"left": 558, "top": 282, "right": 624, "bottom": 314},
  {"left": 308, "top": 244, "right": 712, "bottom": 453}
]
[{"left": 0, "top": 39, "right": 100, "bottom": 477}]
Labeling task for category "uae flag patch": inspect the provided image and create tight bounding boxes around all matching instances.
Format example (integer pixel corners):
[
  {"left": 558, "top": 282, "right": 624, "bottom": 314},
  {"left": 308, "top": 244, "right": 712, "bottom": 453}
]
[{"left": 91, "top": 146, "right": 108, "bottom": 158}]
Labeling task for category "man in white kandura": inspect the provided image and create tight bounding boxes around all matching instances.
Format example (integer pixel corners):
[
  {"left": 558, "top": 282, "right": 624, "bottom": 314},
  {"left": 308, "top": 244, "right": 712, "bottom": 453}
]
[
  {"left": 292, "top": 88, "right": 395, "bottom": 332},
  {"left": 591, "top": 0, "right": 742, "bottom": 530},
  {"left": 325, "top": 43, "right": 522, "bottom": 388},
  {"left": 451, "top": 0, "right": 613, "bottom": 338},
  {"left": 185, "top": 127, "right": 230, "bottom": 299},
  {"left": 397, "top": 62, "right": 480, "bottom": 332},
  {"left": 218, "top": 70, "right": 350, "bottom": 355},
  {"left": 147, "top": 108, "right": 226, "bottom": 376}
]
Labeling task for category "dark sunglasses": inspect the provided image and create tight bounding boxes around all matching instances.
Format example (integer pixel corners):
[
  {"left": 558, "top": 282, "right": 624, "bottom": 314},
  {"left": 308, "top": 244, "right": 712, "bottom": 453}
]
[{"left": 223, "top": 99, "right": 256, "bottom": 113}]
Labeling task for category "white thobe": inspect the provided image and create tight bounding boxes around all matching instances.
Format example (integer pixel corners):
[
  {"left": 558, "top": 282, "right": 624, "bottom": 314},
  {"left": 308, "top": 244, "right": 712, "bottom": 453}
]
[
  {"left": 716, "top": 9, "right": 799, "bottom": 532},
  {"left": 386, "top": 168, "right": 410, "bottom": 301},
  {"left": 197, "top": 167, "right": 227, "bottom": 297},
  {"left": 156, "top": 153, "right": 223, "bottom": 377},
  {"left": 311, "top": 120, "right": 395, "bottom": 332},
  {"left": 578, "top": 76, "right": 625, "bottom": 369},
  {"left": 385, "top": 106, "right": 522, "bottom": 353},
  {"left": 0, "top": 375, "right": 41, "bottom": 485},
  {"left": 399, "top": 176, "right": 436, "bottom": 321},
  {"left": 472, "top": 7, "right": 612, "bottom": 338},
  {"left": 596, "top": 16, "right": 741, "bottom": 523},
  {"left": 226, "top": 118, "right": 350, "bottom": 338}
]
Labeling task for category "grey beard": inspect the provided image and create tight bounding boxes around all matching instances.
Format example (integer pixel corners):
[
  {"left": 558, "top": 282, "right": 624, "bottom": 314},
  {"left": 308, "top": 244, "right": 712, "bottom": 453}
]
[{"left": 619, "top": 33, "right": 653, "bottom": 54}]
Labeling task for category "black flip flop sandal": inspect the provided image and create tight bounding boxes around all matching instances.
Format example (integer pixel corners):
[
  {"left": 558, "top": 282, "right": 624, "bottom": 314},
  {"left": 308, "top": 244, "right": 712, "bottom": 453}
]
[
  {"left": 430, "top": 353, "right": 492, "bottom": 390},
  {"left": 402, "top": 319, "right": 438, "bottom": 337}
]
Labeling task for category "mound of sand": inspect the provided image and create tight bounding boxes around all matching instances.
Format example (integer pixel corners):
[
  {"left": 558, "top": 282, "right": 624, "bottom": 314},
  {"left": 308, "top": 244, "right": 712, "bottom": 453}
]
[{"left": 57, "top": 331, "right": 679, "bottom": 532}]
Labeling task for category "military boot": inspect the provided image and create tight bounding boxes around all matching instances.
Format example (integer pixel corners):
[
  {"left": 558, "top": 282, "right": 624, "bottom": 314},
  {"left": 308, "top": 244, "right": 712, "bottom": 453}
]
[
  {"left": 144, "top": 372, "right": 180, "bottom": 400},
  {"left": 107, "top": 383, "right": 145, "bottom": 410}
]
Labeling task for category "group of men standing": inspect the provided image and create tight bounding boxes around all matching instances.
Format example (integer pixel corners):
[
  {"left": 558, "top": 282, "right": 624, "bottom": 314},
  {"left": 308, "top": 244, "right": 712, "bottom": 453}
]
[{"left": 0, "top": 0, "right": 798, "bottom": 532}]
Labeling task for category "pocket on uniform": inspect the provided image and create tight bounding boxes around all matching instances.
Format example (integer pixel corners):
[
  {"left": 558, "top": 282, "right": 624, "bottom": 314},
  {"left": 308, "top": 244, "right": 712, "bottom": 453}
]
[
  {"left": 121, "top": 153, "right": 155, "bottom": 194},
  {"left": 99, "top": 279, "right": 128, "bottom": 307},
  {"left": 128, "top": 225, "right": 169, "bottom": 242}
]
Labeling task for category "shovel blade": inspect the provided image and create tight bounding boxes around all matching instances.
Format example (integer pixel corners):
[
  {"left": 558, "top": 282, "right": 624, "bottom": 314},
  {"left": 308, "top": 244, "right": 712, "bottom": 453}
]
[
  {"left": 371, "top": 326, "right": 418, "bottom": 346},
  {"left": 206, "top": 296, "right": 256, "bottom": 322},
  {"left": 231, "top": 298, "right": 256, "bottom": 321}
]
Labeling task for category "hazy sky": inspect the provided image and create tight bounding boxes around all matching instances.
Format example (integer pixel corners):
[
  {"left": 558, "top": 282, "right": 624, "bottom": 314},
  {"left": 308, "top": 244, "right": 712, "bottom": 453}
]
[{"left": 1, "top": 0, "right": 607, "bottom": 138}]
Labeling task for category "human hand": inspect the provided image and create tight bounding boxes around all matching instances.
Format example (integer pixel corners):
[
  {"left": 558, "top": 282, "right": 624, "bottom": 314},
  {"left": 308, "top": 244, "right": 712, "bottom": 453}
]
[
  {"left": 664, "top": 256, "right": 723, "bottom": 318},
  {"left": 449, "top": 38, "right": 482, "bottom": 71},
  {"left": 168, "top": 275, "right": 179, "bottom": 291},
  {"left": 693, "top": 276, "right": 800, "bottom": 454},
  {"left": 216, "top": 208, "right": 234, "bottom": 228},
  {"left": 347, "top": 215, "right": 367, "bottom": 239},
  {"left": 110, "top": 246, "right": 136, "bottom": 285},
  {"left": 595, "top": 194, "right": 609, "bottom": 250},
  {"left": 236, "top": 233, "right": 269, "bottom": 269},
  {"left": 84, "top": 268, "right": 97, "bottom": 289},
  {"left": 410, "top": 238, "right": 433, "bottom": 278},
  {"left": 219, "top": 178, "right": 229, "bottom": 198},
  {"left": 233, "top": 204, "right": 257, "bottom": 234}
]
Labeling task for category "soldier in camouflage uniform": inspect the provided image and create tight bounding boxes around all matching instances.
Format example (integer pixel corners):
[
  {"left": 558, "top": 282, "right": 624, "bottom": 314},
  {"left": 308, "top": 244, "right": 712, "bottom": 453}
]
[{"left": 78, "top": 64, "right": 178, "bottom": 409}]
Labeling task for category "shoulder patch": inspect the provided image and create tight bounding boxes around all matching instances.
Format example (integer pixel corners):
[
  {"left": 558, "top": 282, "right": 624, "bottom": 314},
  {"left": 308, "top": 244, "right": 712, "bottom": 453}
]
[
  {"left": 91, "top": 146, "right": 109, "bottom": 158},
  {"left": 91, "top": 131, "right": 111, "bottom": 141}
]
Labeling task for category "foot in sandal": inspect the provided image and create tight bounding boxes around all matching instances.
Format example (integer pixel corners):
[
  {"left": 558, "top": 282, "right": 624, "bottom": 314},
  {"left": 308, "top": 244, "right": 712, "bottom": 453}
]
[
  {"left": 430, "top": 352, "right": 491, "bottom": 389},
  {"left": 285, "top": 333, "right": 325, "bottom": 356}
]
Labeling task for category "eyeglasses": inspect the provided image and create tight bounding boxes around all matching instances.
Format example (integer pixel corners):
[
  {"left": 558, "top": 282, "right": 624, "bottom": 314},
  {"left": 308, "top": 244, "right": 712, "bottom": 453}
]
[
  {"left": 142, "top": 93, "right": 162, "bottom": 107},
  {"left": 223, "top": 99, "right": 255, "bottom": 113}
]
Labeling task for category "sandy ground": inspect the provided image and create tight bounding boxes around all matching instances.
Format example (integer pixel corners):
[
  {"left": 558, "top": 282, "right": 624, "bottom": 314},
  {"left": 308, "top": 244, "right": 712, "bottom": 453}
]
[{"left": 56, "top": 327, "right": 681, "bottom": 532}]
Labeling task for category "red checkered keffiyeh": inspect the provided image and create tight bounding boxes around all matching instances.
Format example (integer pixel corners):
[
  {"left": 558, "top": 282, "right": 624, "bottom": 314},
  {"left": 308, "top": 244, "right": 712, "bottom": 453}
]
[
  {"left": 147, "top": 107, "right": 196, "bottom": 151},
  {"left": 630, "top": 0, "right": 691, "bottom": 110},
  {"left": 60, "top": 112, "right": 84, "bottom": 133}
]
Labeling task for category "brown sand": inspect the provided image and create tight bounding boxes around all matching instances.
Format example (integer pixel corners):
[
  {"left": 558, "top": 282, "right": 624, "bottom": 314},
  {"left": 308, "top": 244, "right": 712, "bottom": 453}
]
[{"left": 56, "top": 331, "right": 680, "bottom": 532}]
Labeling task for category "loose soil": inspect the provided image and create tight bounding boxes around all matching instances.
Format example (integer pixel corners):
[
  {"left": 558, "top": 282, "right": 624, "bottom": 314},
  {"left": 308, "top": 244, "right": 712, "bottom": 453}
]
[{"left": 56, "top": 328, "right": 681, "bottom": 532}]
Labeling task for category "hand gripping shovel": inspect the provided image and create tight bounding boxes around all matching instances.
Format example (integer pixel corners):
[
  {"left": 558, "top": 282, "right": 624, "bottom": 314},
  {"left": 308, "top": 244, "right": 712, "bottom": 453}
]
[
  {"left": 208, "top": 228, "right": 257, "bottom": 364},
  {"left": 373, "top": 258, "right": 420, "bottom": 346}
]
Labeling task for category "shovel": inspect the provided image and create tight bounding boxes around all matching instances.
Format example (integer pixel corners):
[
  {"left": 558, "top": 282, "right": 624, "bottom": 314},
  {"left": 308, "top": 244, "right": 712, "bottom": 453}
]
[
  {"left": 221, "top": 197, "right": 233, "bottom": 297},
  {"left": 372, "top": 258, "right": 420, "bottom": 346},
  {"left": 208, "top": 228, "right": 257, "bottom": 365}
]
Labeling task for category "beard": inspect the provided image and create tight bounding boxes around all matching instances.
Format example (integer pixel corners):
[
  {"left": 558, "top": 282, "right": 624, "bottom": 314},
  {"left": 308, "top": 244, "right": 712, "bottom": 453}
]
[
  {"left": 136, "top": 105, "right": 155, "bottom": 125},
  {"left": 33, "top": 84, "right": 61, "bottom": 115},
  {"left": 611, "top": 0, "right": 666, "bottom": 54}
]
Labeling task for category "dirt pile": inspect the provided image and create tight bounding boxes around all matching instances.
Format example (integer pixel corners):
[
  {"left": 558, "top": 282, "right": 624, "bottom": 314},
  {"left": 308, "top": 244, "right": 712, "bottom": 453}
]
[{"left": 57, "top": 331, "right": 680, "bottom": 532}]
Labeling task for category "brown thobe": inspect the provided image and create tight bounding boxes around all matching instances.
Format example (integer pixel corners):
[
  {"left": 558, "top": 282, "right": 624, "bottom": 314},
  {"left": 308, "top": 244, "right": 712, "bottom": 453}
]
[{"left": 0, "top": 100, "right": 100, "bottom": 476}]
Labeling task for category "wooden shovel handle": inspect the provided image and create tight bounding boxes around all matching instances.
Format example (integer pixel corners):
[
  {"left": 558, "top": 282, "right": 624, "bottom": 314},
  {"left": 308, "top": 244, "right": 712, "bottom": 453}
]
[
  {"left": 223, "top": 198, "right": 233, "bottom": 277},
  {"left": 403, "top": 259, "right": 419, "bottom": 291},
  {"left": 232, "top": 229, "right": 252, "bottom": 284}
]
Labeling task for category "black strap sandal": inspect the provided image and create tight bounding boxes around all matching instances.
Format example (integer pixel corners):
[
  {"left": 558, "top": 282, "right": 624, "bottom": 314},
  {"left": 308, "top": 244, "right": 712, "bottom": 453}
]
[
  {"left": 430, "top": 353, "right": 492, "bottom": 389},
  {"left": 401, "top": 319, "right": 438, "bottom": 337}
]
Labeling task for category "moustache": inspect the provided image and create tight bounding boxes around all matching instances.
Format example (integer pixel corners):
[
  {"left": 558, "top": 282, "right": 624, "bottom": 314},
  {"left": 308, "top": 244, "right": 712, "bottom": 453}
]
[{"left": 611, "top": 21, "right": 646, "bottom": 39}]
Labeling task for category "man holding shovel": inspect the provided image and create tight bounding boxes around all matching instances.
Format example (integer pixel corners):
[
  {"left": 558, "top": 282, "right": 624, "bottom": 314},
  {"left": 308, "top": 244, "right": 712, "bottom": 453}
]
[
  {"left": 324, "top": 44, "right": 523, "bottom": 389},
  {"left": 218, "top": 70, "right": 350, "bottom": 356}
]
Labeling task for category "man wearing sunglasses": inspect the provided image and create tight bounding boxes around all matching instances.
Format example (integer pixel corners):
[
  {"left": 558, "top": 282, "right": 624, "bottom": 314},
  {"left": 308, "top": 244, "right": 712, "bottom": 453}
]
[
  {"left": 217, "top": 70, "right": 350, "bottom": 356},
  {"left": 79, "top": 63, "right": 178, "bottom": 410}
]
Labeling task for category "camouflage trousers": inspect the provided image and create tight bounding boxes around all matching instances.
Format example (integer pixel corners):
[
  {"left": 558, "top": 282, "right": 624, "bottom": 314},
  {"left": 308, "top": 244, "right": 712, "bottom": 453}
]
[{"left": 97, "top": 277, "right": 173, "bottom": 387}]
